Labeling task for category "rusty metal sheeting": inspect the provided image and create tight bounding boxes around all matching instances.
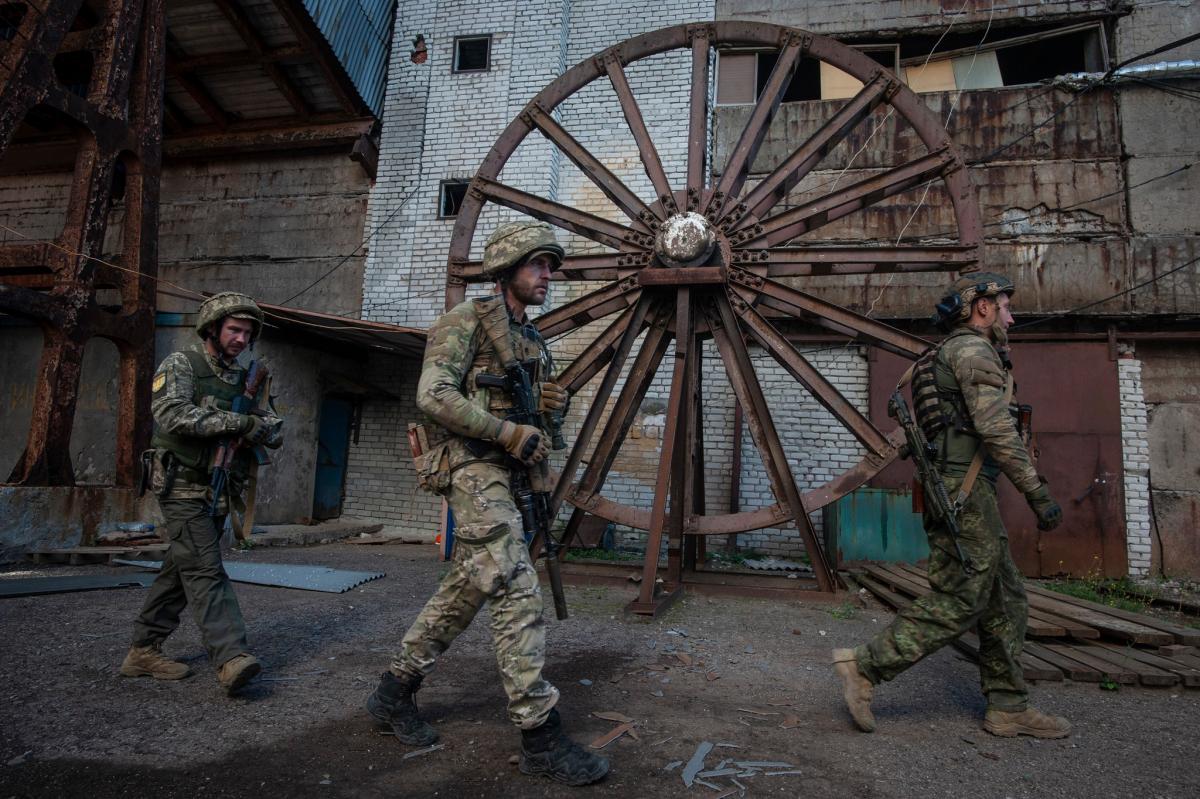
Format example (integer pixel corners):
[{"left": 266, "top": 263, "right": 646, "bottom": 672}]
[{"left": 0, "top": 0, "right": 165, "bottom": 487}]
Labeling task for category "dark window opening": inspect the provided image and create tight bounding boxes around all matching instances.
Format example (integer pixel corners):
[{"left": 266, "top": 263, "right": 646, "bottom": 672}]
[
  {"left": 756, "top": 52, "right": 822, "bottom": 102},
  {"left": 995, "top": 30, "right": 1096, "bottom": 85},
  {"left": 53, "top": 50, "right": 92, "bottom": 97},
  {"left": 439, "top": 180, "right": 469, "bottom": 218},
  {"left": 453, "top": 35, "right": 491, "bottom": 73},
  {"left": 0, "top": 4, "right": 26, "bottom": 41}
]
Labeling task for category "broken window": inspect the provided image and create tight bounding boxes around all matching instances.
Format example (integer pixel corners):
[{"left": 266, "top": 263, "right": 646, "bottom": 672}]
[
  {"left": 453, "top": 35, "right": 491, "bottom": 73},
  {"left": 438, "top": 179, "right": 469, "bottom": 218},
  {"left": 716, "top": 49, "right": 820, "bottom": 104},
  {"left": 898, "top": 22, "right": 1108, "bottom": 93}
]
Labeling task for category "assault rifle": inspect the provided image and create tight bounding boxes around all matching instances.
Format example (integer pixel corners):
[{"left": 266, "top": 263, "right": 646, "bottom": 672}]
[
  {"left": 206, "top": 360, "right": 271, "bottom": 517},
  {"left": 476, "top": 365, "right": 569, "bottom": 620},
  {"left": 888, "top": 390, "right": 973, "bottom": 574}
]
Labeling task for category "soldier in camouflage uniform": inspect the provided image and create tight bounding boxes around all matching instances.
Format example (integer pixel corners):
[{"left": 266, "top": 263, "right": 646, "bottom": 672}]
[
  {"left": 120, "top": 292, "right": 283, "bottom": 695},
  {"left": 833, "top": 273, "right": 1070, "bottom": 739},
  {"left": 366, "top": 222, "right": 608, "bottom": 786}
]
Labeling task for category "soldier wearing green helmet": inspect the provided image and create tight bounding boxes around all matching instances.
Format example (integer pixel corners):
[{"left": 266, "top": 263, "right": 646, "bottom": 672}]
[
  {"left": 120, "top": 291, "right": 283, "bottom": 695},
  {"left": 365, "top": 221, "right": 608, "bottom": 786},
  {"left": 833, "top": 271, "right": 1070, "bottom": 739}
]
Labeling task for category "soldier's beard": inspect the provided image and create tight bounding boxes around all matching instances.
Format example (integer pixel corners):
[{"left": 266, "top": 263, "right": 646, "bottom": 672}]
[{"left": 989, "top": 317, "right": 1009, "bottom": 349}]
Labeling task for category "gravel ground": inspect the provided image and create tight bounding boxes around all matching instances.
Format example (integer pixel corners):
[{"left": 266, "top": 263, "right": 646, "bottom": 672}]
[{"left": 1, "top": 543, "right": 1196, "bottom": 798}]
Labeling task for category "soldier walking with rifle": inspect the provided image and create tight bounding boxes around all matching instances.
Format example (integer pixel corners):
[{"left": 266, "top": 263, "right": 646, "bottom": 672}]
[
  {"left": 366, "top": 222, "right": 608, "bottom": 786},
  {"left": 832, "top": 273, "right": 1071, "bottom": 739},
  {"left": 120, "top": 292, "right": 283, "bottom": 695}
]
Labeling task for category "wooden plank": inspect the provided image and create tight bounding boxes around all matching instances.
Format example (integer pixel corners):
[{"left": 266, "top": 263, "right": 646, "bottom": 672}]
[
  {"left": 1080, "top": 644, "right": 1179, "bottom": 687},
  {"left": 1025, "top": 589, "right": 1174, "bottom": 646},
  {"left": 1026, "top": 584, "right": 1199, "bottom": 646},
  {"left": 855, "top": 572, "right": 911, "bottom": 612},
  {"left": 1043, "top": 644, "right": 1136, "bottom": 684},
  {"left": 1024, "top": 642, "right": 1103, "bottom": 682},
  {"left": 1165, "top": 652, "right": 1200, "bottom": 671},
  {"left": 1097, "top": 643, "right": 1200, "bottom": 688}
]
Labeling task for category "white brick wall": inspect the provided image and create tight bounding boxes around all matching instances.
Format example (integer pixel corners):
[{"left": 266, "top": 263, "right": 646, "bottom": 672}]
[{"left": 1118, "top": 356, "right": 1153, "bottom": 577}]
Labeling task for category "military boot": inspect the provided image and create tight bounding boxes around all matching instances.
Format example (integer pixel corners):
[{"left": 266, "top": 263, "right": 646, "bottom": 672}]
[
  {"left": 832, "top": 648, "right": 876, "bottom": 732},
  {"left": 366, "top": 671, "right": 439, "bottom": 746},
  {"left": 519, "top": 709, "right": 610, "bottom": 786},
  {"left": 120, "top": 643, "right": 192, "bottom": 680},
  {"left": 217, "top": 653, "right": 261, "bottom": 695},
  {"left": 983, "top": 707, "right": 1071, "bottom": 739}
]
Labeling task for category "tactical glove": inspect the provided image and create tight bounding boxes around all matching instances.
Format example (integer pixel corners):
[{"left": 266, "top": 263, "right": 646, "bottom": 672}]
[
  {"left": 1025, "top": 482, "right": 1063, "bottom": 531},
  {"left": 497, "top": 421, "right": 548, "bottom": 466},
  {"left": 539, "top": 381, "right": 568, "bottom": 413},
  {"left": 239, "top": 414, "right": 273, "bottom": 446}
]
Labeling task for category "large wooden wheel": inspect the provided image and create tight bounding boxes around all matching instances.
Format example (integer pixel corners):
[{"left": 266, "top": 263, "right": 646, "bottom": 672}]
[{"left": 446, "top": 22, "right": 981, "bottom": 602}]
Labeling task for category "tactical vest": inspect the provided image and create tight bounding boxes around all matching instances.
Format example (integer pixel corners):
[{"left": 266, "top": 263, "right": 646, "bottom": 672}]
[
  {"left": 909, "top": 328, "right": 1006, "bottom": 482},
  {"left": 150, "top": 349, "right": 253, "bottom": 482},
  {"left": 425, "top": 296, "right": 549, "bottom": 454}
]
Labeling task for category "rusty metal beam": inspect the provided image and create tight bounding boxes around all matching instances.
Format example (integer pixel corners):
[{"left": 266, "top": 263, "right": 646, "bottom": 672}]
[{"left": 535, "top": 276, "right": 640, "bottom": 339}]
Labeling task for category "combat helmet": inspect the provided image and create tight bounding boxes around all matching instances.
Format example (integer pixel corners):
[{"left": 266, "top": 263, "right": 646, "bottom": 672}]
[
  {"left": 481, "top": 221, "right": 564, "bottom": 280},
  {"left": 932, "top": 271, "right": 1014, "bottom": 331},
  {"left": 195, "top": 291, "right": 264, "bottom": 341}
]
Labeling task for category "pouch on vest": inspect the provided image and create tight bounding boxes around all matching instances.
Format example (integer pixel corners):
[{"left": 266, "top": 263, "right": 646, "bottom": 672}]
[{"left": 409, "top": 422, "right": 452, "bottom": 495}]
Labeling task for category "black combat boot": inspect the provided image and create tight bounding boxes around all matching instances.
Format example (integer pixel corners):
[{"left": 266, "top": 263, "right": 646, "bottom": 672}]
[
  {"left": 366, "top": 671, "right": 439, "bottom": 746},
  {"left": 519, "top": 709, "right": 610, "bottom": 786}
]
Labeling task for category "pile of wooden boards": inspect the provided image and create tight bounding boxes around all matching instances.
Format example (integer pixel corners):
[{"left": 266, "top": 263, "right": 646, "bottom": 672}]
[{"left": 855, "top": 563, "right": 1200, "bottom": 689}]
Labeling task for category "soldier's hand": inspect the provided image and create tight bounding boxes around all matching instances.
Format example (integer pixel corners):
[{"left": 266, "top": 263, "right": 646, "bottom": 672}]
[
  {"left": 497, "top": 421, "right": 549, "bottom": 466},
  {"left": 239, "top": 414, "right": 273, "bottom": 446},
  {"left": 539, "top": 381, "right": 568, "bottom": 413},
  {"left": 1025, "top": 482, "right": 1063, "bottom": 531}
]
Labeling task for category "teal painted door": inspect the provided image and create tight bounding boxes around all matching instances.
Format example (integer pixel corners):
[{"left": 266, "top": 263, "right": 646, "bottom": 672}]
[
  {"left": 827, "top": 488, "right": 929, "bottom": 565},
  {"left": 313, "top": 396, "right": 353, "bottom": 520}
]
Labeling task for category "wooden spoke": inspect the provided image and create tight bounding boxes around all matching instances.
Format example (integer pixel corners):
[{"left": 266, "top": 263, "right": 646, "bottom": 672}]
[
  {"left": 762, "top": 245, "right": 979, "bottom": 277},
  {"left": 555, "top": 301, "right": 646, "bottom": 394},
  {"left": 733, "top": 73, "right": 893, "bottom": 226},
  {"left": 712, "top": 37, "right": 803, "bottom": 214},
  {"left": 738, "top": 148, "right": 956, "bottom": 248},
  {"left": 686, "top": 29, "right": 710, "bottom": 194},
  {"left": 637, "top": 288, "right": 693, "bottom": 605},
  {"left": 548, "top": 294, "right": 653, "bottom": 517},
  {"left": 455, "top": 253, "right": 643, "bottom": 283},
  {"left": 730, "top": 291, "right": 890, "bottom": 456},
  {"left": 731, "top": 269, "right": 928, "bottom": 358},
  {"left": 603, "top": 54, "right": 673, "bottom": 204},
  {"left": 526, "top": 104, "right": 656, "bottom": 229},
  {"left": 535, "top": 276, "right": 640, "bottom": 339},
  {"left": 705, "top": 294, "right": 835, "bottom": 592},
  {"left": 572, "top": 306, "right": 674, "bottom": 501},
  {"left": 473, "top": 176, "right": 651, "bottom": 251}
]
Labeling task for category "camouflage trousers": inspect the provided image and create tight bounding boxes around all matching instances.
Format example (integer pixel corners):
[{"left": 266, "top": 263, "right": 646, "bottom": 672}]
[
  {"left": 854, "top": 479, "right": 1029, "bottom": 711},
  {"left": 391, "top": 461, "right": 559, "bottom": 729}
]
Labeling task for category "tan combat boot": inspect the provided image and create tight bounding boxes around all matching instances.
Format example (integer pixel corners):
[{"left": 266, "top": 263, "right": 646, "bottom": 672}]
[
  {"left": 832, "top": 648, "right": 875, "bottom": 732},
  {"left": 983, "top": 707, "right": 1071, "bottom": 739},
  {"left": 217, "top": 653, "right": 261, "bottom": 695},
  {"left": 120, "top": 644, "right": 192, "bottom": 680}
]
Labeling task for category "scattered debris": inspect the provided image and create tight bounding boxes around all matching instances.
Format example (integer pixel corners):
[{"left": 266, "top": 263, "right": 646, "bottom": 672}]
[
  {"left": 666, "top": 628, "right": 688, "bottom": 637},
  {"left": 792, "top": 628, "right": 802, "bottom": 635},
  {"left": 579, "top": 678, "right": 593, "bottom": 686},
  {"left": 780, "top": 714, "right": 801, "bottom": 729},
  {"left": 765, "top": 769, "right": 804, "bottom": 776},
  {"left": 7, "top": 751, "right": 31, "bottom": 767},
  {"left": 737, "top": 708, "right": 778, "bottom": 717},
  {"left": 681, "top": 741, "right": 714, "bottom": 787},
  {"left": 743, "top": 644, "right": 755, "bottom": 654},
  {"left": 705, "top": 670, "right": 720, "bottom": 681},
  {"left": 0, "top": 574, "right": 155, "bottom": 599},
  {"left": 589, "top": 723, "right": 634, "bottom": 750},
  {"left": 650, "top": 689, "right": 664, "bottom": 698},
  {"left": 402, "top": 744, "right": 444, "bottom": 760},
  {"left": 652, "top": 737, "right": 673, "bottom": 747},
  {"left": 734, "top": 761, "right": 795, "bottom": 769},
  {"left": 979, "top": 751, "right": 1001, "bottom": 761},
  {"left": 592, "top": 711, "right": 633, "bottom": 723},
  {"left": 508, "top": 755, "right": 519, "bottom": 765},
  {"left": 663, "top": 760, "right": 683, "bottom": 771},
  {"left": 697, "top": 768, "right": 740, "bottom": 778}
]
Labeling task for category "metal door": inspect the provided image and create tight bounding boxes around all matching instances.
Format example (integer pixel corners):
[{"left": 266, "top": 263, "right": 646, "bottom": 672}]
[
  {"left": 313, "top": 396, "right": 354, "bottom": 520},
  {"left": 868, "top": 341, "right": 1126, "bottom": 577}
]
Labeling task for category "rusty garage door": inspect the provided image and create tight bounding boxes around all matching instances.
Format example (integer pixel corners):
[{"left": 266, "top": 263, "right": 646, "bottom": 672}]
[{"left": 868, "top": 341, "right": 1127, "bottom": 578}]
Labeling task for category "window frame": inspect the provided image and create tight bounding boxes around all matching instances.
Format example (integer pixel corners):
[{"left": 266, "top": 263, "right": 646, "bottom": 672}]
[
  {"left": 452, "top": 34, "right": 493, "bottom": 74},
  {"left": 438, "top": 179, "right": 470, "bottom": 218}
]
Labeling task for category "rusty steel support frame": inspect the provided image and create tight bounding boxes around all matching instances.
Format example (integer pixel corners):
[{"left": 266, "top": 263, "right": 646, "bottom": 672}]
[
  {"left": 0, "top": 0, "right": 165, "bottom": 487},
  {"left": 448, "top": 22, "right": 984, "bottom": 608}
]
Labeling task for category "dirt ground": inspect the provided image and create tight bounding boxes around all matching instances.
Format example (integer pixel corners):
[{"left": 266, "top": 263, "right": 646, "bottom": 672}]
[{"left": 1, "top": 543, "right": 1196, "bottom": 799}]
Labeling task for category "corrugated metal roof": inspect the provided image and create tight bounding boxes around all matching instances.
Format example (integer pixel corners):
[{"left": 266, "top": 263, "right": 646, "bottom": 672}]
[{"left": 301, "top": 0, "right": 394, "bottom": 116}]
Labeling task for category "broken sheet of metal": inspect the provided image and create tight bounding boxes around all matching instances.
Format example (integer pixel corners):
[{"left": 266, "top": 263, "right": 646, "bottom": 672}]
[
  {"left": 0, "top": 574, "right": 156, "bottom": 599},
  {"left": 115, "top": 560, "right": 385, "bottom": 594}
]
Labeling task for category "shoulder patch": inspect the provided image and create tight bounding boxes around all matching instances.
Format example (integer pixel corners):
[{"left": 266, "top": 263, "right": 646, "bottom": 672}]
[{"left": 152, "top": 373, "right": 166, "bottom": 393}]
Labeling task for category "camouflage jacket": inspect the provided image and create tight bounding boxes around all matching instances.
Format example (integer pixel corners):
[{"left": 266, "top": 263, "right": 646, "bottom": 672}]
[
  {"left": 417, "top": 296, "right": 550, "bottom": 467},
  {"left": 934, "top": 326, "right": 1040, "bottom": 494},
  {"left": 151, "top": 347, "right": 283, "bottom": 498}
]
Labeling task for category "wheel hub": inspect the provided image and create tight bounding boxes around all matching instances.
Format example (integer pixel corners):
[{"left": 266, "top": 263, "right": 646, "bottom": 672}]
[{"left": 655, "top": 212, "right": 717, "bottom": 268}]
